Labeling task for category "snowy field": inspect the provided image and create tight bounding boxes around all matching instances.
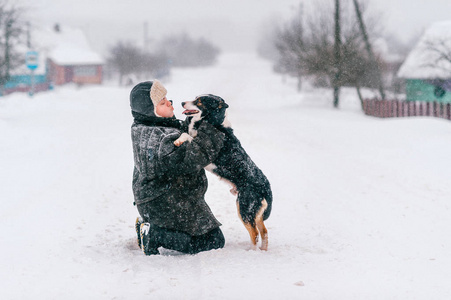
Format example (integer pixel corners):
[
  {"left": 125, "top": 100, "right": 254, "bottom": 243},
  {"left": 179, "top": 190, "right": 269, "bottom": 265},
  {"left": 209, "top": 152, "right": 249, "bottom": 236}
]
[{"left": 1, "top": 53, "right": 451, "bottom": 299}]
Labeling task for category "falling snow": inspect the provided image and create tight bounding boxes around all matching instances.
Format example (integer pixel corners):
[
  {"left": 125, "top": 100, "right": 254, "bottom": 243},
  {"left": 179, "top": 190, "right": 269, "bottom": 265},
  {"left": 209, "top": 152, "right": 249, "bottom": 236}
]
[{"left": 1, "top": 53, "right": 451, "bottom": 299}]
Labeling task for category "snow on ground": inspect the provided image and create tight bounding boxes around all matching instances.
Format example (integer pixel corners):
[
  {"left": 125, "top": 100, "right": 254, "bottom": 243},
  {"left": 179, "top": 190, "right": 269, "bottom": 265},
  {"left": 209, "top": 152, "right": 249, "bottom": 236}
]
[{"left": 1, "top": 53, "right": 451, "bottom": 299}]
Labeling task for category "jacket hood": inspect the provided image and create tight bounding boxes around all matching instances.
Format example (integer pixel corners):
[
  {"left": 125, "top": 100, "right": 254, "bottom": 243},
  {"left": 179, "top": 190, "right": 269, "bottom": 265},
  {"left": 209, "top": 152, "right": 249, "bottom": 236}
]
[{"left": 130, "top": 81, "right": 156, "bottom": 117}]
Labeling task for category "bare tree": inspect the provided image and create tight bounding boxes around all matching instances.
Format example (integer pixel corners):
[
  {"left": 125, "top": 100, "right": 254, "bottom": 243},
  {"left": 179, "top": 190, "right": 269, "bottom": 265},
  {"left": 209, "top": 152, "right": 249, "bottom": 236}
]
[
  {"left": 107, "top": 41, "right": 142, "bottom": 85},
  {"left": 107, "top": 40, "right": 171, "bottom": 85},
  {"left": 0, "top": 2, "right": 26, "bottom": 90},
  {"left": 272, "top": 0, "right": 386, "bottom": 108},
  {"left": 423, "top": 38, "right": 451, "bottom": 74},
  {"left": 274, "top": 4, "right": 305, "bottom": 91},
  {"left": 160, "top": 33, "right": 220, "bottom": 67}
]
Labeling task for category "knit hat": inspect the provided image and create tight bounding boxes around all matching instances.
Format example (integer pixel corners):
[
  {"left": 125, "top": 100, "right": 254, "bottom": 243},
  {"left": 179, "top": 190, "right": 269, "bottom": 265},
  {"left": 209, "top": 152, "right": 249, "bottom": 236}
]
[
  {"left": 130, "top": 80, "right": 167, "bottom": 117},
  {"left": 150, "top": 80, "right": 167, "bottom": 106}
]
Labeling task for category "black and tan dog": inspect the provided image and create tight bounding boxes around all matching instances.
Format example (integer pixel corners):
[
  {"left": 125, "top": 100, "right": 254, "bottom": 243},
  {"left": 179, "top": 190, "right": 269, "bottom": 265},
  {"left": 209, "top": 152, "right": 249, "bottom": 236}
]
[{"left": 174, "top": 94, "right": 273, "bottom": 250}]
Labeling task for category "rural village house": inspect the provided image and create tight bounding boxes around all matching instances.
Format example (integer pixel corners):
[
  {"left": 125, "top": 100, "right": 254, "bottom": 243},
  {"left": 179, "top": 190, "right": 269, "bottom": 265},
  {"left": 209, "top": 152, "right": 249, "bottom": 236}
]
[
  {"left": 45, "top": 25, "right": 104, "bottom": 86},
  {"left": 397, "top": 21, "right": 451, "bottom": 103},
  {"left": 3, "top": 25, "right": 104, "bottom": 95}
]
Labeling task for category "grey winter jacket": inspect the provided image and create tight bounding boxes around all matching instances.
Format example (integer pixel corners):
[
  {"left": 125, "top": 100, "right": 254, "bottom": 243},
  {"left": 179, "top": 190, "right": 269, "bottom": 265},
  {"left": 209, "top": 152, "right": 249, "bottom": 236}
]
[{"left": 131, "top": 120, "right": 225, "bottom": 236}]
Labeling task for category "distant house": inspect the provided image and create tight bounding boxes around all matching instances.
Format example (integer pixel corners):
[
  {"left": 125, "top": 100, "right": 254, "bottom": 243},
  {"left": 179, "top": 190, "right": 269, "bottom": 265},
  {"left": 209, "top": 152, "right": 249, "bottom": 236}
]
[
  {"left": 397, "top": 21, "right": 451, "bottom": 103},
  {"left": 43, "top": 26, "right": 104, "bottom": 86},
  {"left": 2, "top": 25, "right": 104, "bottom": 95}
]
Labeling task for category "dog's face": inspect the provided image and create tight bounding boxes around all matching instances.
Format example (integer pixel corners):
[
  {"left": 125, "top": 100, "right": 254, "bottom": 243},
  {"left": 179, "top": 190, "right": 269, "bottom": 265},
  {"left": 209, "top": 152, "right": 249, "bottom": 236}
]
[{"left": 181, "top": 94, "right": 229, "bottom": 126}]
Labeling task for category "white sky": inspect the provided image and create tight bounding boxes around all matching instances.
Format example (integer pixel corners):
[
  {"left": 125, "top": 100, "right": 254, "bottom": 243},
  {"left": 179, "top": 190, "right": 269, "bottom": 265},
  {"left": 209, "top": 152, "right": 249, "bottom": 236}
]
[{"left": 19, "top": 0, "right": 451, "bottom": 55}]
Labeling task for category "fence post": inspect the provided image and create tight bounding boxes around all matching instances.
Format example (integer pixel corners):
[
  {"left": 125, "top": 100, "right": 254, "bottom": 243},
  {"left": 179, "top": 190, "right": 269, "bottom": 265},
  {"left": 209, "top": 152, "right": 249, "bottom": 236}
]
[
  {"left": 387, "top": 100, "right": 393, "bottom": 118},
  {"left": 399, "top": 100, "right": 403, "bottom": 117},
  {"left": 362, "top": 98, "right": 450, "bottom": 121},
  {"left": 372, "top": 100, "right": 375, "bottom": 117},
  {"left": 393, "top": 100, "right": 399, "bottom": 117},
  {"left": 375, "top": 100, "right": 379, "bottom": 118}
]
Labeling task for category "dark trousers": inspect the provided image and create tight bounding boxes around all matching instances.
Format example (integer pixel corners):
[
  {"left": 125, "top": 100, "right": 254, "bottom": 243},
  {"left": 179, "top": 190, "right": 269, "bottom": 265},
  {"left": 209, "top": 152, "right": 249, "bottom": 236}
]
[{"left": 150, "top": 225, "right": 225, "bottom": 254}]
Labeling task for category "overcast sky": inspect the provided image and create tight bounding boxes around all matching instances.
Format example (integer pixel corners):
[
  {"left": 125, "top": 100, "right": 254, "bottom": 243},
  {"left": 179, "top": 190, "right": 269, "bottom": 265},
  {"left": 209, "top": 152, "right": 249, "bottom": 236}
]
[{"left": 20, "top": 0, "right": 451, "bottom": 55}]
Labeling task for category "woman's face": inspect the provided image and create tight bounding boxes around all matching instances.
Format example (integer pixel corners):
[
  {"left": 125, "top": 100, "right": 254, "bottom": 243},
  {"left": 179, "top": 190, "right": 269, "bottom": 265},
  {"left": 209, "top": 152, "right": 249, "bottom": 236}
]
[{"left": 155, "top": 97, "right": 174, "bottom": 118}]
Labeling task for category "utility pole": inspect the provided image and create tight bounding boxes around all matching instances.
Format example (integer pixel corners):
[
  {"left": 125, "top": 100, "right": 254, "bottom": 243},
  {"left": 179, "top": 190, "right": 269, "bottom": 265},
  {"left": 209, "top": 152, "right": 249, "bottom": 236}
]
[
  {"left": 25, "top": 23, "right": 38, "bottom": 97},
  {"left": 333, "top": 0, "right": 342, "bottom": 108},
  {"left": 353, "top": 0, "right": 386, "bottom": 100},
  {"left": 296, "top": 2, "right": 304, "bottom": 92}
]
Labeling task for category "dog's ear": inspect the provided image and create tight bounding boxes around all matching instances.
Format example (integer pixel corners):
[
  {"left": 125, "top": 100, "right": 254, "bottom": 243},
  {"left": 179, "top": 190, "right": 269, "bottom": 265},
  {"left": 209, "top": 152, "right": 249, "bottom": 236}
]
[{"left": 218, "top": 100, "right": 229, "bottom": 110}]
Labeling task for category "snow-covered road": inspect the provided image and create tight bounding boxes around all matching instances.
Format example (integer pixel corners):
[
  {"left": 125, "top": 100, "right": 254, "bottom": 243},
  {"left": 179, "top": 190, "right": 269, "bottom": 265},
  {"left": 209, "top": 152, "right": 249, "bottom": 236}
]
[{"left": 1, "top": 53, "right": 451, "bottom": 299}]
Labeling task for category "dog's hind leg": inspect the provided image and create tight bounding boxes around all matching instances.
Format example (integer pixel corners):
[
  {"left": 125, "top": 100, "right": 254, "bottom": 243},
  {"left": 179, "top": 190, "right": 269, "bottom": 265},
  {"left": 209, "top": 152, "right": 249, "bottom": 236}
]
[
  {"left": 256, "top": 218, "right": 268, "bottom": 251},
  {"left": 245, "top": 222, "right": 259, "bottom": 250},
  {"left": 236, "top": 202, "right": 259, "bottom": 249},
  {"left": 255, "top": 199, "right": 269, "bottom": 251}
]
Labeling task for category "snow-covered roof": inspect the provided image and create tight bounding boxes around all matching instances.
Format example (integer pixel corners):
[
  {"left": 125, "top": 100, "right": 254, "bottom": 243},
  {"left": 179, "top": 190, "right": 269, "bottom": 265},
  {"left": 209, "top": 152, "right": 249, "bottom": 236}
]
[
  {"left": 397, "top": 21, "right": 451, "bottom": 79},
  {"left": 34, "top": 26, "right": 104, "bottom": 66},
  {"left": 10, "top": 26, "right": 104, "bottom": 76}
]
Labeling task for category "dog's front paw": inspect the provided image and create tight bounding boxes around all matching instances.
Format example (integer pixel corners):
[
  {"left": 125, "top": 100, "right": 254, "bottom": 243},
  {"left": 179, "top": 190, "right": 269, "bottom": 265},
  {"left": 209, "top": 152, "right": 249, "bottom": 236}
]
[
  {"left": 174, "top": 133, "right": 193, "bottom": 147},
  {"left": 174, "top": 139, "right": 184, "bottom": 146}
]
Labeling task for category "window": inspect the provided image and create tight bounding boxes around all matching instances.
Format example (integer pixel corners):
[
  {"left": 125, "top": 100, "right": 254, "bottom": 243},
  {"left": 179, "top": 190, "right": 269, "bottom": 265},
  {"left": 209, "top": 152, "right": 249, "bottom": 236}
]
[
  {"left": 434, "top": 86, "right": 446, "bottom": 98},
  {"left": 74, "top": 66, "right": 97, "bottom": 77}
]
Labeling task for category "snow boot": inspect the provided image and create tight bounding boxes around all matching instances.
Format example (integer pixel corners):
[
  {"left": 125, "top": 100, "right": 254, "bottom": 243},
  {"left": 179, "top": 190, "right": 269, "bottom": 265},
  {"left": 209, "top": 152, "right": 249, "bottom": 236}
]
[
  {"left": 150, "top": 226, "right": 224, "bottom": 254},
  {"left": 140, "top": 224, "right": 224, "bottom": 255},
  {"left": 149, "top": 226, "right": 193, "bottom": 254},
  {"left": 190, "top": 227, "right": 225, "bottom": 254},
  {"left": 140, "top": 223, "right": 160, "bottom": 255},
  {"left": 135, "top": 217, "right": 143, "bottom": 249}
]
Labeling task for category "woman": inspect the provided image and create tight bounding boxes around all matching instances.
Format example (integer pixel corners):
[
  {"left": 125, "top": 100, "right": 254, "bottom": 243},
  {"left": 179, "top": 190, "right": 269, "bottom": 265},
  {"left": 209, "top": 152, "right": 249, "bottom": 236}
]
[{"left": 130, "top": 80, "right": 225, "bottom": 255}]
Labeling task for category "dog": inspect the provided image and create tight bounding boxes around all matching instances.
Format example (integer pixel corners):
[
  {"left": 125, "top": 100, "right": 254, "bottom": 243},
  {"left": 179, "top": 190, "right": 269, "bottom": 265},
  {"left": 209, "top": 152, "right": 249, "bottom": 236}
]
[{"left": 174, "top": 94, "right": 273, "bottom": 251}]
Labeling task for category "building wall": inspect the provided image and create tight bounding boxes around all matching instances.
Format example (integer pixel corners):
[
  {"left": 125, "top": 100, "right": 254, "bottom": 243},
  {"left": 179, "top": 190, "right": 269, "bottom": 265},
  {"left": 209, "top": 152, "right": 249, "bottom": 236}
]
[
  {"left": 48, "top": 60, "right": 68, "bottom": 85},
  {"left": 49, "top": 59, "right": 103, "bottom": 85},
  {"left": 406, "top": 79, "right": 451, "bottom": 103},
  {"left": 72, "top": 65, "right": 102, "bottom": 84},
  {"left": 3, "top": 74, "right": 49, "bottom": 95}
]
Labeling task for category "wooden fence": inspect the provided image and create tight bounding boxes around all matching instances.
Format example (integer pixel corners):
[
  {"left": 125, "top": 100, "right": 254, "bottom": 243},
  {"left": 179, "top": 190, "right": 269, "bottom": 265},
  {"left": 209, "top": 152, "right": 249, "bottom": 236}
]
[{"left": 362, "top": 99, "right": 451, "bottom": 121}]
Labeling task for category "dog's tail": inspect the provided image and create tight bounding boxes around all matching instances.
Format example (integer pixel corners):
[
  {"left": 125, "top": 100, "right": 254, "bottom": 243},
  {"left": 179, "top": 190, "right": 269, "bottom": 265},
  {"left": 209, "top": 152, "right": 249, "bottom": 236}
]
[{"left": 263, "top": 186, "right": 272, "bottom": 221}]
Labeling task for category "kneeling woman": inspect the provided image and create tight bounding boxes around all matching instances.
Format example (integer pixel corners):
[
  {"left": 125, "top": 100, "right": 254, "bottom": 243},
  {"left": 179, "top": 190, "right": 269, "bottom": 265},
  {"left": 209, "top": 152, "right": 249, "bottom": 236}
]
[{"left": 130, "top": 80, "right": 225, "bottom": 255}]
